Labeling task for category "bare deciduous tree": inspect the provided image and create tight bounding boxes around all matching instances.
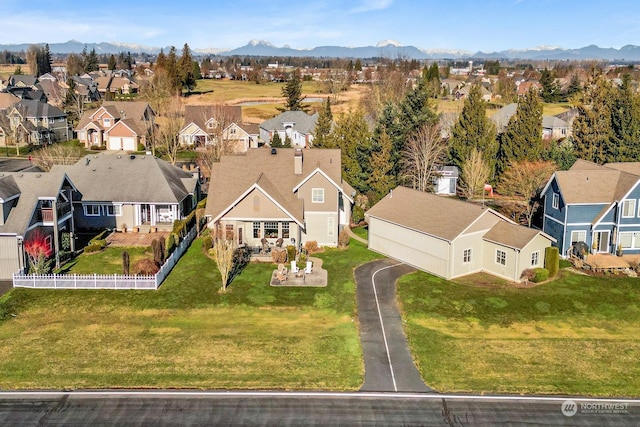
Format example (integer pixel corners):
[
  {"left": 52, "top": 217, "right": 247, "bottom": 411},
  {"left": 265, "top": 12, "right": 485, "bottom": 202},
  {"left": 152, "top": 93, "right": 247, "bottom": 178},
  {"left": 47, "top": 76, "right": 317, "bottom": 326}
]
[
  {"left": 155, "top": 96, "right": 184, "bottom": 165},
  {"left": 401, "top": 124, "right": 447, "bottom": 192},
  {"left": 360, "top": 67, "right": 408, "bottom": 122},
  {"left": 210, "top": 237, "right": 236, "bottom": 291},
  {"left": 32, "top": 144, "right": 85, "bottom": 171},
  {"left": 196, "top": 104, "right": 239, "bottom": 178},
  {"left": 460, "top": 149, "right": 491, "bottom": 200},
  {"left": 499, "top": 160, "right": 556, "bottom": 226}
]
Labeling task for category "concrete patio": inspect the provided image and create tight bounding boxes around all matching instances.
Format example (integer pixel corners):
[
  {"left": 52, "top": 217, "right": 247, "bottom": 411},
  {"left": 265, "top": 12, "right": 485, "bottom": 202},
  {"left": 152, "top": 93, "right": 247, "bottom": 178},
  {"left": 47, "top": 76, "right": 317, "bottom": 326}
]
[{"left": 270, "top": 257, "right": 327, "bottom": 287}]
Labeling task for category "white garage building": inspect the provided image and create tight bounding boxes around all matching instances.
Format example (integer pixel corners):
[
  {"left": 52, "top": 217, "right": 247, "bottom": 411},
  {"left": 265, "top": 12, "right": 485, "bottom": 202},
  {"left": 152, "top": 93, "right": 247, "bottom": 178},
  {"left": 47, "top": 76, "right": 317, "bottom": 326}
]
[{"left": 365, "top": 187, "right": 554, "bottom": 282}]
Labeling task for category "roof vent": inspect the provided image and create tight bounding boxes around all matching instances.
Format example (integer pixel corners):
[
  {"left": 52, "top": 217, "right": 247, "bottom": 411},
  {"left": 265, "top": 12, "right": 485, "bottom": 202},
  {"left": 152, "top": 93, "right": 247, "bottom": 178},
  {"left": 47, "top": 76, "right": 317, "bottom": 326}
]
[{"left": 271, "top": 148, "right": 277, "bottom": 155}]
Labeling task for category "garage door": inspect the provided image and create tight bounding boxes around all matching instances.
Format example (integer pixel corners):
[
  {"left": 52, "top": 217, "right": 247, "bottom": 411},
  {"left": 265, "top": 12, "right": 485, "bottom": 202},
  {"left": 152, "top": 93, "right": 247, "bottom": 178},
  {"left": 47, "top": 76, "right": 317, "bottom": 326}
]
[
  {"left": 108, "top": 137, "right": 136, "bottom": 151},
  {"left": 368, "top": 218, "right": 450, "bottom": 278}
]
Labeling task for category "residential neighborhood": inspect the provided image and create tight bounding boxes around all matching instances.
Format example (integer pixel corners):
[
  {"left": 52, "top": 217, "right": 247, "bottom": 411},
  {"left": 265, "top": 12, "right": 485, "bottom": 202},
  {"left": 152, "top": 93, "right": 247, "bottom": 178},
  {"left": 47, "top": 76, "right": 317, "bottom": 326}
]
[{"left": 1, "top": 27, "right": 640, "bottom": 424}]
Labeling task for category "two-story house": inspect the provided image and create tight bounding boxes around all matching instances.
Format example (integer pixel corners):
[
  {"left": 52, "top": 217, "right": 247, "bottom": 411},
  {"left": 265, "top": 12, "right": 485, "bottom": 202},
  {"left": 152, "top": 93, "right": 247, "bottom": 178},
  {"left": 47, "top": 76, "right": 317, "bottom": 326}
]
[
  {"left": 178, "top": 105, "right": 242, "bottom": 147},
  {"left": 542, "top": 159, "right": 640, "bottom": 257},
  {"left": 205, "top": 148, "right": 354, "bottom": 249},
  {"left": 259, "top": 111, "right": 318, "bottom": 148},
  {"left": 0, "top": 170, "right": 76, "bottom": 279},
  {"left": 5, "top": 99, "right": 69, "bottom": 145},
  {"left": 75, "top": 101, "right": 155, "bottom": 150}
]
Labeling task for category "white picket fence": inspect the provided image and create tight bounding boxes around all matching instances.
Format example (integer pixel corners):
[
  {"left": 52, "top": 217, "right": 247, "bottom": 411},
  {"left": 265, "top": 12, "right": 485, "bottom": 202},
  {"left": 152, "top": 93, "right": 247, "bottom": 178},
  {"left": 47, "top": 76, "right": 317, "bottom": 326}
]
[{"left": 13, "top": 226, "right": 198, "bottom": 290}]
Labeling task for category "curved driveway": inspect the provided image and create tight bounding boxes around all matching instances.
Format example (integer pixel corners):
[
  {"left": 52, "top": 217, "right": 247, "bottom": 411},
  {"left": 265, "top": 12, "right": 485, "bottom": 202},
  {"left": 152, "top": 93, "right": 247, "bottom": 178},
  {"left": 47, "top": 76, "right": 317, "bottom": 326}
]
[{"left": 355, "top": 258, "right": 432, "bottom": 392}]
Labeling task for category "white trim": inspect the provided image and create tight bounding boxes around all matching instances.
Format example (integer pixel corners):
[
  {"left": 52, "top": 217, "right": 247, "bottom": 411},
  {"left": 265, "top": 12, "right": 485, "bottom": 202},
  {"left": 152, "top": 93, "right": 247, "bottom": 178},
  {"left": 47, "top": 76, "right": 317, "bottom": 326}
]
[
  {"left": 463, "top": 248, "right": 472, "bottom": 264},
  {"left": 312, "top": 188, "right": 324, "bottom": 203},
  {"left": 531, "top": 250, "right": 540, "bottom": 267},
  {"left": 292, "top": 168, "right": 354, "bottom": 203},
  {"left": 83, "top": 204, "right": 101, "bottom": 216},
  {"left": 544, "top": 214, "right": 565, "bottom": 226},
  {"left": 552, "top": 193, "right": 559, "bottom": 209},
  {"left": 622, "top": 199, "right": 636, "bottom": 218},
  {"left": 495, "top": 249, "right": 506, "bottom": 266}
]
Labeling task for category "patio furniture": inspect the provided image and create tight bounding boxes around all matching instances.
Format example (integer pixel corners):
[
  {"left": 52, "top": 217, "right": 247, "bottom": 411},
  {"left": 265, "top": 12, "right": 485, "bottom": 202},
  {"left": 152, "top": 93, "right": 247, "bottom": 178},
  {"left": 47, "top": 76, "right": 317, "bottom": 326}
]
[
  {"left": 291, "top": 261, "right": 299, "bottom": 274},
  {"left": 276, "top": 238, "right": 284, "bottom": 248},
  {"left": 276, "top": 263, "right": 288, "bottom": 282},
  {"left": 260, "top": 238, "right": 270, "bottom": 255},
  {"left": 305, "top": 261, "right": 313, "bottom": 274}
]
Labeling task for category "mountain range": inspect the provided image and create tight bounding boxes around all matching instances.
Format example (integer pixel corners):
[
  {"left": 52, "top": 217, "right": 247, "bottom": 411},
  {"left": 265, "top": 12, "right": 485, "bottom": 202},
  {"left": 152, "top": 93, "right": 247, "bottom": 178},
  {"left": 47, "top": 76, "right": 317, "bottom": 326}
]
[{"left": 2, "top": 39, "right": 640, "bottom": 61}]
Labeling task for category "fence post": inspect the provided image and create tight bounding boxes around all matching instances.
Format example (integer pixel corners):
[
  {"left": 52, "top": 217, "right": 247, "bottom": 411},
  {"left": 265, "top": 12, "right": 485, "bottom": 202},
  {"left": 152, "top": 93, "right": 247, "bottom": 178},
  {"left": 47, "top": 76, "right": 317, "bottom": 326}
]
[
  {"left": 54, "top": 273, "right": 57, "bottom": 289},
  {"left": 114, "top": 274, "right": 117, "bottom": 289},
  {"left": 94, "top": 273, "right": 97, "bottom": 288},
  {"left": 33, "top": 274, "right": 36, "bottom": 288},
  {"left": 74, "top": 274, "right": 77, "bottom": 289}
]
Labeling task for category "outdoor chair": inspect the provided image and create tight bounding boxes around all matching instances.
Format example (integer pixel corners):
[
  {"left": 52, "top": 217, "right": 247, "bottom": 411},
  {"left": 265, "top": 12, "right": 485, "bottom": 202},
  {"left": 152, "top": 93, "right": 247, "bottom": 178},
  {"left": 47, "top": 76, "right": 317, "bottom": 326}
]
[
  {"left": 276, "top": 264, "right": 288, "bottom": 282},
  {"left": 291, "top": 261, "right": 299, "bottom": 274},
  {"left": 276, "top": 238, "right": 284, "bottom": 248},
  {"left": 305, "top": 261, "right": 313, "bottom": 274}
]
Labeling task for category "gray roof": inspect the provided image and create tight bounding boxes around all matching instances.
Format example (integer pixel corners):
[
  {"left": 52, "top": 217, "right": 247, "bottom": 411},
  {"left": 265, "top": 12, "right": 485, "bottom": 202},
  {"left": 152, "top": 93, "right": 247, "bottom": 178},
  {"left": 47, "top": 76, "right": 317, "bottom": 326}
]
[
  {"left": 366, "top": 186, "right": 498, "bottom": 242},
  {"left": 483, "top": 221, "right": 542, "bottom": 250},
  {"left": 183, "top": 105, "right": 242, "bottom": 131},
  {"left": 542, "top": 115, "right": 568, "bottom": 129},
  {"left": 14, "top": 99, "right": 66, "bottom": 119},
  {"left": 0, "top": 169, "right": 71, "bottom": 234},
  {"left": 490, "top": 103, "right": 517, "bottom": 132},
  {"left": 260, "top": 111, "right": 319, "bottom": 134},
  {"left": 53, "top": 154, "right": 198, "bottom": 204},
  {"left": 0, "top": 175, "right": 20, "bottom": 201}
]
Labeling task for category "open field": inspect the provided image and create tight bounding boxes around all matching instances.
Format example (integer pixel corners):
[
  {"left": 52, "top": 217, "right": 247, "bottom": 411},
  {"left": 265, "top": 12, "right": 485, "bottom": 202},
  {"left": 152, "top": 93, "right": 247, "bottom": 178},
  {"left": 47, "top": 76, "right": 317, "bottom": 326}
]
[
  {"left": 0, "top": 237, "right": 382, "bottom": 390},
  {"left": 398, "top": 269, "right": 640, "bottom": 397},
  {"left": 0, "top": 64, "right": 30, "bottom": 79}
]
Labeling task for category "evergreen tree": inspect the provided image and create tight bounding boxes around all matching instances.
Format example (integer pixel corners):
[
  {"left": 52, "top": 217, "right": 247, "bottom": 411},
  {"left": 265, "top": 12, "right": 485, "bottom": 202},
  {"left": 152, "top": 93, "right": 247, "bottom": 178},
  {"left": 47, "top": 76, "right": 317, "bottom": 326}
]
[
  {"left": 612, "top": 76, "right": 640, "bottom": 161},
  {"left": 367, "top": 125, "right": 394, "bottom": 204},
  {"left": 155, "top": 48, "right": 167, "bottom": 70},
  {"left": 313, "top": 98, "right": 333, "bottom": 147},
  {"left": 540, "top": 68, "right": 561, "bottom": 102},
  {"left": 192, "top": 60, "right": 202, "bottom": 80},
  {"left": 567, "top": 73, "right": 582, "bottom": 98},
  {"left": 107, "top": 54, "right": 117, "bottom": 71},
  {"left": 178, "top": 43, "right": 196, "bottom": 94},
  {"left": 572, "top": 75, "right": 615, "bottom": 164},
  {"left": 283, "top": 135, "right": 292, "bottom": 148},
  {"left": 279, "top": 69, "right": 308, "bottom": 111},
  {"left": 328, "top": 110, "right": 373, "bottom": 193},
  {"left": 497, "top": 87, "right": 543, "bottom": 174},
  {"left": 84, "top": 48, "right": 99, "bottom": 72},
  {"left": 42, "top": 44, "right": 52, "bottom": 74},
  {"left": 166, "top": 46, "right": 180, "bottom": 94},
  {"left": 448, "top": 84, "right": 498, "bottom": 176},
  {"left": 270, "top": 132, "right": 283, "bottom": 148}
]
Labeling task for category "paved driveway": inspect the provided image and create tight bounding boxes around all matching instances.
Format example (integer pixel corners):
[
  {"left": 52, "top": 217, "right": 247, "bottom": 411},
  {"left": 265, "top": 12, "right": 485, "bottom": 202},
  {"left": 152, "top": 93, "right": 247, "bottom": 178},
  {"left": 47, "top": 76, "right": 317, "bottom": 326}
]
[{"left": 355, "top": 258, "right": 432, "bottom": 392}]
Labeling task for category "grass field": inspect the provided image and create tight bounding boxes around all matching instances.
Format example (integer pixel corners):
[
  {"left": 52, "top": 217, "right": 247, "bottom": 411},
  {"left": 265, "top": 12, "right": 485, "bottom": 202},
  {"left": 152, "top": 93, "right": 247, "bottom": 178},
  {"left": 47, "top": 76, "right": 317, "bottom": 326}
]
[
  {"left": 398, "top": 269, "right": 640, "bottom": 397},
  {"left": 58, "top": 246, "right": 153, "bottom": 275},
  {"left": 0, "top": 237, "right": 382, "bottom": 390}
]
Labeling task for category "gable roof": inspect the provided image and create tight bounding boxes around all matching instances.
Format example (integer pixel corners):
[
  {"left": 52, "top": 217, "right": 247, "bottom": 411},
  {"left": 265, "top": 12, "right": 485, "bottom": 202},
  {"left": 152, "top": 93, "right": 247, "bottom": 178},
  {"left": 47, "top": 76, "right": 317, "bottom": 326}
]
[
  {"left": 205, "top": 148, "right": 346, "bottom": 223},
  {"left": 365, "top": 186, "right": 498, "bottom": 242},
  {"left": 260, "top": 111, "right": 319, "bottom": 134},
  {"left": 53, "top": 154, "right": 197, "bottom": 204},
  {"left": 183, "top": 105, "right": 242, "bottom": 132},
  {"left": 483, "top": 221, "right": 546, "bottom": 250},
  {"left": 542, "top": 115, "right": 568, "bottom": 129},
  {"left": 0, "top": 93, "right": 20, "bottom": 110},
  {"left": 0, "top": 169, "right": 71, "bottom": 234},
  {"left": 13, "top": 99, "right": 66, "bottom": 119},
  {"left": 490, "top": 103, "right": 517, "bottom": 132}
]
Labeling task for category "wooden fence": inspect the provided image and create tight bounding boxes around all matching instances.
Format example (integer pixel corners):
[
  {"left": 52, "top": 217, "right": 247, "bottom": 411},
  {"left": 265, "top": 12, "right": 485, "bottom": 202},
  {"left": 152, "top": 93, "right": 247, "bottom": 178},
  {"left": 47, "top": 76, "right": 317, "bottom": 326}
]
[{"left": 13, "top": 226, "right": 198, "bottom": 290}]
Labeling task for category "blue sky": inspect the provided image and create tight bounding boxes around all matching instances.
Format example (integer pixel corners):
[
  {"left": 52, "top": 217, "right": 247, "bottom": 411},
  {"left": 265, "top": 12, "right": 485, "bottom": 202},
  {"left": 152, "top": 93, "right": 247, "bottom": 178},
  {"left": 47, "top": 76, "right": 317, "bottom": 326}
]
[{"left": 1, "top": 0, "right": 639, "bottom": 52}]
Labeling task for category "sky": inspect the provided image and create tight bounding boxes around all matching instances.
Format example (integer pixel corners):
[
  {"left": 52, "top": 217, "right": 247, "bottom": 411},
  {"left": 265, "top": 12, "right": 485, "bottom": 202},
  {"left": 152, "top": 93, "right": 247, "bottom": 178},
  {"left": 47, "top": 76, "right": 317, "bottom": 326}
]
[{"left": 1, "top": 0, "right": 639, "bottom": 52}]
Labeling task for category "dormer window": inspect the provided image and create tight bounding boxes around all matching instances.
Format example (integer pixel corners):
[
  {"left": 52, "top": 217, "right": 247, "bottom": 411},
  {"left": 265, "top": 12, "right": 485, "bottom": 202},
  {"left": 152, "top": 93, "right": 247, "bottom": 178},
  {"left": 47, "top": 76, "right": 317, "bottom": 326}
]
[{"left": 103, "top": 118, "right": 111, "bottom": 127}]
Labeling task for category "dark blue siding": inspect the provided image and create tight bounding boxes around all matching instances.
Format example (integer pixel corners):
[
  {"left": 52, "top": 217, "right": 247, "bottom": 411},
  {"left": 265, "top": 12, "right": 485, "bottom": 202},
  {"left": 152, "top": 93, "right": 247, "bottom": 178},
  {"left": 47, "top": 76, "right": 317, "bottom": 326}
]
[{"left": 567, "top": 205, "right": 609, "bottom": 223}]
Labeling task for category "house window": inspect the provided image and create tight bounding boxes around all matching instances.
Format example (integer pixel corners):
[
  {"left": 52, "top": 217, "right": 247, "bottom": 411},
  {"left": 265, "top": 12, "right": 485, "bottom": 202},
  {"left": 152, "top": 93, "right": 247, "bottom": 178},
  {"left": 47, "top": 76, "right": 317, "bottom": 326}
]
[
  {"left": 496, "top": 249, "right": 506, "bottom": 266},
  {"left": 230, "top": 127, "right": 236, "bottom": 134},
  {"left": 58, "top": 117, "right": 64, "bottom": 123},
  {"left": 531, "top": 251, "right": 540, "bottom": 267},
  {"left": 552, "top": 193, "right": 559, "bottom": 209},
  {"left": 571, "top": 230, "right": 587, "bottom": 245},
  {"left": 103, "top": 118, "right": 111, "bottom": 127},
  {"left": 282, "top": 222, "right": 290, "bottom": 239},
  {"left": 312, "top": 188, "right": 324, "bottom": 203},
  {"left": 264, "top": 221, "right": 278, "bottom": 238},
  {"left": 225, "top": 224, "right": 234, "bottom": 240},
  {"left": 84, "top": 204, "right": 100, "bottom": 216},
  {"left": 619, "top": 232, "right": 633, "bottom": 249},
  {"left": 622, "top": 199, "right": 636, "bottom": 218},
  {"left": 253, "top": 195, "right": 260, "bottom": 212},
  {"left": 463, "top": 248, "right": 472, "bottom": 263},
  {"left": 105, "top": 205, "right": 122, "bottom": 216},
  {"left": 327, "top": 216, "right": 335, "bottom": 237},
  {"left": 253, "top": 222, "right": 260, "bottom": 238},
  {"left": 44, "top": 235, "right": 52, "bottom": 252}
]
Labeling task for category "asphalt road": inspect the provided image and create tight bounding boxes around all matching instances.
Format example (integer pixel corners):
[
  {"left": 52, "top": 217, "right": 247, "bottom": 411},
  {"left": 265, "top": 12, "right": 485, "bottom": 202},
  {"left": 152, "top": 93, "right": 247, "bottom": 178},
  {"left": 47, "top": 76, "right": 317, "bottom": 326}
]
[
  {"left": 0, "top": 391, "right": 638, "bottom": 426},
  {"left": 356, "top": 258, "right": 431, "bottom": 392}
]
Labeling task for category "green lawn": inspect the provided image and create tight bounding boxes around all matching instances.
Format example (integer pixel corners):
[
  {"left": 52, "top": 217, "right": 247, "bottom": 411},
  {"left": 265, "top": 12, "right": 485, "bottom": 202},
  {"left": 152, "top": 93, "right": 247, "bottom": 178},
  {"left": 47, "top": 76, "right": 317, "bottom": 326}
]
[
  {"left": 398, "top": 269, "right": 640, "bottom": 397},
  {"left": 351, "top": 226, "right": 368, "bottom": 240},
  {"left": 58, "top": 246, "right": 153, "bottom": 275},
  {"left": 0, "top": 237, "right": 382, "bottom": 390},
  {"left": 191, "top": 79, "right": 322, "bottom": 102}
]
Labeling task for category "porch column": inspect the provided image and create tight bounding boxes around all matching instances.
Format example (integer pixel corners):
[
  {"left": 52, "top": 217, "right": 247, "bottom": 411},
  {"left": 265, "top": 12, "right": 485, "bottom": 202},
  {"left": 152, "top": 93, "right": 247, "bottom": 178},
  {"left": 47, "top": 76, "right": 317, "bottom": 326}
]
[
  {"left": 52, "top": 199, "right": 60, "bottom": 269},
  {"left": 150, "top": 205, "right": 156, "bottom": 226}
]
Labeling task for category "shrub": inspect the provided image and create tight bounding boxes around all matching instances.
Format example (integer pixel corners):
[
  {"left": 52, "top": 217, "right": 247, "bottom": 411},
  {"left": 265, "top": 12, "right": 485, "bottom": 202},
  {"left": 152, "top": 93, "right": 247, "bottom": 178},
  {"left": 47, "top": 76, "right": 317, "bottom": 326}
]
[
  {"left": 172, "top": 219, "right": 186, "bottom": 238},
  {"left": 352, "top": 205, "right": 365, "bottom": 225},
  {"left": 166, "top": 233, "right": 177, "bottom": 256},
  {"left": 544, "top": 246, "right": 559, "bottom": 277},
  {"left": 271, "top": 249, "right": 287, "bottom": 264},
  {"left": 532, "top": 267, "right": 549, "bottom": 283},
  {"left": 202, "top": 236, "right": 214, "bottom": 252},
  {"left": 133, "top": 258, "right": 160, "bottom": 275},
  {"left": 286, "top": 245, "right": 296, "bottom": 262},
  {"left": 84, "top": 244, "right": 102, "bottom": 253},
  {"left": 338, "top": 229, "right": 350, "bottom": 247},
  {"left": 122, "top": 250, "right": 130, "bottom": 275},
  {"left": 520, "top": 268, "right": 536, "bottom": 282},
  {"left": 299, "top": 251, "right": 307, "bottom": 264},
  {"left": 152, "top": 238, "right": 163, "bottom": 265},
  {"left": 304, "top": 241, "right": 319, "bottom": 254}
]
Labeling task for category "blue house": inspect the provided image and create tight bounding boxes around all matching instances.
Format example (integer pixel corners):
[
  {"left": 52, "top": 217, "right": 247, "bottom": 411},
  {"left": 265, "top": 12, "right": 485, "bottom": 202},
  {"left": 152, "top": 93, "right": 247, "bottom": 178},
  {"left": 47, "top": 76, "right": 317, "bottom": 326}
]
[{"left": 542, "top": 159, "right": 640, "bottom": 257}]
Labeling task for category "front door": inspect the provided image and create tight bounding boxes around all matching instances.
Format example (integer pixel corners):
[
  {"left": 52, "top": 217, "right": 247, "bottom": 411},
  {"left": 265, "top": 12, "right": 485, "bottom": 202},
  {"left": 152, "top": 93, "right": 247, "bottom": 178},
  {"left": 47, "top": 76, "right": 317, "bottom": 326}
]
[{"left": 594, "top": 231, "right": 610, "bottom": 253}]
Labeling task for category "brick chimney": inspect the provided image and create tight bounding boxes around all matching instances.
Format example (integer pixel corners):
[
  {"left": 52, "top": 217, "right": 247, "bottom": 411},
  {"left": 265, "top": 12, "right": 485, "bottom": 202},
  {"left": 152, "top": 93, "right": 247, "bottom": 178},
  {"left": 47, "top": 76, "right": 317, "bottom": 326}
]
[{"left": 294, "top": 148, "right": 303, "bottom": 175}]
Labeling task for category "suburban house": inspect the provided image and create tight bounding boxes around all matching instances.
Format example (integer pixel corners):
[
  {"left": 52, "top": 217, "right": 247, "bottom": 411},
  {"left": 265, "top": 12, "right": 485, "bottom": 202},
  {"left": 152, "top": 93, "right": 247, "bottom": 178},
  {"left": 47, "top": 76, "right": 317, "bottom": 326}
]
[
  {"left": 259, "top": 111, "right": 319, "bottom": 148},
  {"left": 366, "top": 186, "right": 554, "bottom": 282},
  {"left": 178, "top": 105, "right": 242, "bottom": 147},
  {"left": 95, "top": 75, "right": 139, "bottom": 98},
  {"left": 516, "top": 80, "right": 542, "bottom": 97},
  {"left": 220, "top": 122, "right": 261, "bottom": 152},
  {"left": 455, "top": 84, "right": 491, "bottom": 101},
  {"left": 0, "top": 169, "right": 76, "bottom": 279},
  {"left": 205, "top": 147, "right": 354, "bottom": 249},
  {"left": 75, "top": 101, "right": 155, "bottom": 150},
  {"left": 542, "top": 159, "right": 640, "bottom": 257},
  {"left": 52, "top": 153, "right": 201, "bottom": 232},
  {"left": 3, "top": 99, "right": 69, "bottom": 145},
  {"left": 490, "top": 103, "right": 572, "bottom": 140}
]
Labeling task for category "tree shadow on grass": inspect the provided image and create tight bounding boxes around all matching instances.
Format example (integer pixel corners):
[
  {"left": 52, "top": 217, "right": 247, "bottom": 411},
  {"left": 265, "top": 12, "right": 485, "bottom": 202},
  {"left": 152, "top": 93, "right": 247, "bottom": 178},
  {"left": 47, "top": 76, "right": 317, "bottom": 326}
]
[{"left": 227, "top": 246, "right": 252, "bottom": 288}]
